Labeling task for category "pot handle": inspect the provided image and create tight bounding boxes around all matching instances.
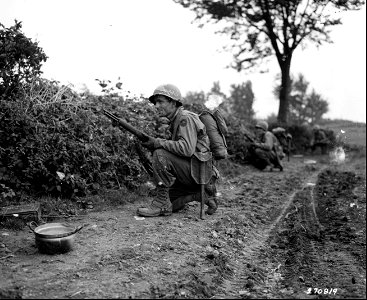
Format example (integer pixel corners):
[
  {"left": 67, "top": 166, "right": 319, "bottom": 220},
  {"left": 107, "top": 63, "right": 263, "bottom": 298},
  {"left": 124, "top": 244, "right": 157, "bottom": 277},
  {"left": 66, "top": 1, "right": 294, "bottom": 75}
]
[
  {"left": 28, "top": 221, "right": 39, "bottom": 233},
  {"left": 73, "top": 223, "right": 87, "bottom": 234}
]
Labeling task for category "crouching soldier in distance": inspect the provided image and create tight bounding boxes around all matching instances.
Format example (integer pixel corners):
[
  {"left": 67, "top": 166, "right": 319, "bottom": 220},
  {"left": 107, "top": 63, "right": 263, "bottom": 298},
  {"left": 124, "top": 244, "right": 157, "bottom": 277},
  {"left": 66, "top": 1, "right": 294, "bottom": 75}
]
[
  {"left": 248, "top": 120, "right": 284, "bottom": 172},
  {"left": 272, "top": 127, "right": 292, "bottom": 157},
  {"left": 311, "top": 124, "right": 329, "bottom": 155},
  {"left": 137, "top": 84, "right": 218, "bottom": 217}
]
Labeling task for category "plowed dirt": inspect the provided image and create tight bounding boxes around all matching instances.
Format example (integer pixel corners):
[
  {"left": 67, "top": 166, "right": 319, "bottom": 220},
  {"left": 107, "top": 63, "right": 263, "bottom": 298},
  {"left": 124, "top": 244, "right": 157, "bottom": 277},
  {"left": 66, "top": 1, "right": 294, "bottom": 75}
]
[{"left": 1, "top": 151, "right": 365, "bottom": 299}]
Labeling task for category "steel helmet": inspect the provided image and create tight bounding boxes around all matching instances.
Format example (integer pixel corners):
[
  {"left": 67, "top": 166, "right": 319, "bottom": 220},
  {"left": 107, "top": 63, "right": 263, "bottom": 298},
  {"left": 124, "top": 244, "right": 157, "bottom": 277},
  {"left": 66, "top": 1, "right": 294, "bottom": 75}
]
[
  {"left": 148, "top": 84, "right": 183, "bottom": 106},
  {"left": 255, "top": 120, "right": 268, "bottom": 131},
  {"left": 272, "top": 127, "right": 286, "bottom": 134},
  {"left": 313, "top": 124, "right": 320, "bottom": 130}
]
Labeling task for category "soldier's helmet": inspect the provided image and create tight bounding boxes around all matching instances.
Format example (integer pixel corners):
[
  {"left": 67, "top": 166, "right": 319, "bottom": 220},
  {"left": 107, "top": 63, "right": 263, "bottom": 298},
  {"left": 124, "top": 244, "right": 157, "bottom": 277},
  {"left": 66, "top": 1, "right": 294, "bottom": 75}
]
[
  {"left": 272, "top": 127, "right": 286, "bottom": 134},
  {"left": 148, "top": 84, "right": 183, "bottom": 106},
  {"left": 255, "top": 120, "right": 268, "bottom": 131},
  {"left": 313, "top": 124, "right": 320, "bottom": 130}
]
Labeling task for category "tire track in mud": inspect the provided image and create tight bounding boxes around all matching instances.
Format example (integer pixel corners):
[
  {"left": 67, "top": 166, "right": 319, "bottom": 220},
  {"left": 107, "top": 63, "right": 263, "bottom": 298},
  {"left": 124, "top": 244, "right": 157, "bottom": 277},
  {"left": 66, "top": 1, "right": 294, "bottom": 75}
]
[
  {"left": 267, "top": 167, "right": 366, "bottom": 299},
  {"left": 213, "top": 166, "right": 328, "bottom": 298}
]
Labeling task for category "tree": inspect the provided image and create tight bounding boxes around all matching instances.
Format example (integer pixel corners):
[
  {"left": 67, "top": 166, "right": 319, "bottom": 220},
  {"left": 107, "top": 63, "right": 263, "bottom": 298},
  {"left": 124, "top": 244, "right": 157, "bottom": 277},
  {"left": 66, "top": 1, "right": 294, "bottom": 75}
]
[
  {"left": 229, "top": 81, "right": 255, "bottom": 120},
  {"left": 0, "top": 20, "right": 48, "bottom": 99},
  {"left": 184, "top": 90, "right": 207, "bottom": 105},
  {"left": 274, "top": 73, "right": 329, "bottom": 124},
  {"left": 185, "top": 81, "right": 228, "bottom": 107},
  {"left": 173, "top": 0, "right": 364, "bottom": 124}
]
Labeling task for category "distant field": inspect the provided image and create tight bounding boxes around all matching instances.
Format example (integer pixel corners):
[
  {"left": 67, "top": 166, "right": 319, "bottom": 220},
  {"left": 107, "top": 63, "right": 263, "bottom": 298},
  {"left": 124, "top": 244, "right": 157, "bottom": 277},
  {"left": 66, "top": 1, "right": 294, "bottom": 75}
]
[{"left": 322, "top": 119, "right": 366, "bottom": 147}]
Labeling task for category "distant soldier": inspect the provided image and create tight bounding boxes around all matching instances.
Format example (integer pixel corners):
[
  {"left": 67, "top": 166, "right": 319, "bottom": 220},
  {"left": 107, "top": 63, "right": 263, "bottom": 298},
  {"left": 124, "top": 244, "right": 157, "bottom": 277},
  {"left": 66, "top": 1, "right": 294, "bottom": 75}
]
[
  {"left": 272, "top": 127, "right": 292, "bottom": 156},
  {"left": 248, "top": 120, "right": 284, "bottom": 171},
  {"left": 137, "top": 84, "right": 218, "bottom": 217},
  {"left": 311, "top": 124, "right": 329, "bottom": 155}
]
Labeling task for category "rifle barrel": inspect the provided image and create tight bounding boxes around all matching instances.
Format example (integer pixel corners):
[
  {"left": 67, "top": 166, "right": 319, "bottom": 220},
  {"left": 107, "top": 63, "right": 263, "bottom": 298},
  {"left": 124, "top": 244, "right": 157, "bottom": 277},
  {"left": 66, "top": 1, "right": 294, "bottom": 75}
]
[{"left": 103, "top": 109, "right": 150, "bottom": 142}]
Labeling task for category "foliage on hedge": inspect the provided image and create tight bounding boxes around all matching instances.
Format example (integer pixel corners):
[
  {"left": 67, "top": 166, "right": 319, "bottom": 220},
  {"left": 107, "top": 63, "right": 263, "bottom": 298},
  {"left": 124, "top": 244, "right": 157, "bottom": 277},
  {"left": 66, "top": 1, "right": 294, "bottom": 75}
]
[
  {"left": 0, "top": 77, "right": 340, "bottom": 203},
  {"left": 0, "top": 78, "right": 164, "bottom": 200}
]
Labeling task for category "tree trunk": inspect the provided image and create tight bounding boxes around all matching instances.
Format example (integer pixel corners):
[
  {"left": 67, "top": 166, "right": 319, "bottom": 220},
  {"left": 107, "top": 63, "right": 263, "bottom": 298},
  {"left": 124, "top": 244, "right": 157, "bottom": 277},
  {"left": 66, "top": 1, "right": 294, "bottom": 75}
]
[{"left": 277, "top": 55, "right": 292, "bottom": 125}]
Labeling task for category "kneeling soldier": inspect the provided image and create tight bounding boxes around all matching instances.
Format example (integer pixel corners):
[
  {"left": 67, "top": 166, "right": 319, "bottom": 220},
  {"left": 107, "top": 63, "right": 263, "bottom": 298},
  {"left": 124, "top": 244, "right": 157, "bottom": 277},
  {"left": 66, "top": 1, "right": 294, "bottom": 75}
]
[
  {"left": 137, "top": 84, "right": 218, "bottom": 217},
  {"left": 249, "top": 120, "right": 284, "bottom": 171}
]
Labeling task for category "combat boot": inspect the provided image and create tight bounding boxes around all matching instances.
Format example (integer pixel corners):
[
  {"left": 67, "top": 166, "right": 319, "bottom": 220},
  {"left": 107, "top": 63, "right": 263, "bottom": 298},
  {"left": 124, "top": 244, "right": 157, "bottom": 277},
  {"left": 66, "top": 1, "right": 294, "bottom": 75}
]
[
  {"left": 137, "top": 186, "right": 172, "bottom": 217},
  {"left": 192, "top": 192, "right": 218, "bottom": 215},
  {"left": 205, "top": 177, "right": 218, "bottom": 205}
]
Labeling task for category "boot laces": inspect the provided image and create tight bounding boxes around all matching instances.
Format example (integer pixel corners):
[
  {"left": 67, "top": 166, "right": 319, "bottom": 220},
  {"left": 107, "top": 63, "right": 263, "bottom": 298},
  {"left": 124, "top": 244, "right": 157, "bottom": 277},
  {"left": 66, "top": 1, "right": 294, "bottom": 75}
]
[{"left": 151, "top": 186, "right": 169, "bottom": 208}]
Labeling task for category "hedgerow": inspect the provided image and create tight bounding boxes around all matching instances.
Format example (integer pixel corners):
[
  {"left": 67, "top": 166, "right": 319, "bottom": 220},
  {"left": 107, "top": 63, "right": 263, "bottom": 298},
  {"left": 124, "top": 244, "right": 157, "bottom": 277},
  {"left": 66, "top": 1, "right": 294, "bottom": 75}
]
[
  {"left": 0, "top": 77, "right": 339, "bottom": 204},
  {"left": 0, "top": 77, "right": 164, "bottom": 201}
]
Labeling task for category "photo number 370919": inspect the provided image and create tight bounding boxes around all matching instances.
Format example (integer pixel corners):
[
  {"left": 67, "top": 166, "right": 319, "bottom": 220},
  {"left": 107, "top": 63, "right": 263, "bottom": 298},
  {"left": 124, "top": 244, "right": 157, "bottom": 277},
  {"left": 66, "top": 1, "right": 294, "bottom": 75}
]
[{"left": 306, "top": 288, "right": 338, "bottom": 295}]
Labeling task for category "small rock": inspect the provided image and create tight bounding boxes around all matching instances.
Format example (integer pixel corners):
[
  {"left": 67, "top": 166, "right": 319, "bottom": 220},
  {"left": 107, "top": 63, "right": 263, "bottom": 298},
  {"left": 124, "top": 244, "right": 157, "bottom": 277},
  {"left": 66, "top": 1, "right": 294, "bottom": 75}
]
[
  {"left": 239, "top": 290, "right": 250, "bottom": 296},
  {"left": 299, "top": 276, "right": 305, "bottom": 282},
  {"left": 206, "top": 249, "right": 219, "bottom": 259},
  {"left": 245, "top": 279, "right": 254, "bottom": 289}
]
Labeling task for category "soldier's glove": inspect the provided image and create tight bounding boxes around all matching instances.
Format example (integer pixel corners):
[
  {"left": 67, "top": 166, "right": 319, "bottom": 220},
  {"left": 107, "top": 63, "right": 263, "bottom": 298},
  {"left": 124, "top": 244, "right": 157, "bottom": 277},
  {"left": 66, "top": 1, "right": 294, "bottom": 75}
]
[{"left": 141, "top": 137, "right": 159, "bottom": 150}]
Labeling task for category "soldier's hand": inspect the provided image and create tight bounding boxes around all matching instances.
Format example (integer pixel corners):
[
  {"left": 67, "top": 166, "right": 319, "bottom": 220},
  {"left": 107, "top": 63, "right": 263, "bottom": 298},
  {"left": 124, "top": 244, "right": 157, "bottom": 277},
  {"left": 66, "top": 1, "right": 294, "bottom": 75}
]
[
  {"left": 111, "top": 119, "right": 119, "bottom": 127},
  {"left": 141, "top": 137, "right": 158, "bottom": 150}
]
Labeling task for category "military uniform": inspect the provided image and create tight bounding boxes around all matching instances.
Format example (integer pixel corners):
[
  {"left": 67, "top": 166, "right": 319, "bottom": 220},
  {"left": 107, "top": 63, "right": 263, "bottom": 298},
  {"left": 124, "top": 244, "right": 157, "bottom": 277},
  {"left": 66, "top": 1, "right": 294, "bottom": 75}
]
[
  {"left": 311, "top": 125, "right": 329, "bottom": 154},
  {"left": 137, "top": 84, "right": 218, "bottom": 217},
  {"left": 249, "top": 121, "right": 284, "bottom": 171},
  {"left": 272, "top": 127, "right": 292, "bottom": 156}
]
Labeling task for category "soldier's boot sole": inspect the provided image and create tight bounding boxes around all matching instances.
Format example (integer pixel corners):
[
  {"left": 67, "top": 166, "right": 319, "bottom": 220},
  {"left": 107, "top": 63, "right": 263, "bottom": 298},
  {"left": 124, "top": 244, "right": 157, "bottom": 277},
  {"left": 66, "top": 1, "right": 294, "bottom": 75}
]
[{"left": 136, "top": 207, "right": 172, "bottom": 217}]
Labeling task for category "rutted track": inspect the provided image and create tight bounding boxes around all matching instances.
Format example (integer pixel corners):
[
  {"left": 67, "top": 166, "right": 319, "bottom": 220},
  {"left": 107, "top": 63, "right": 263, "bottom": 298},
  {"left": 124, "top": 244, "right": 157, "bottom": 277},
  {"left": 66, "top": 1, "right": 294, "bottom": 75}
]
[
  {"left": 212, "top": 163, "right": 329, "bottom": 298},
  {"left": 263, "top": 163, "right": 366, "bottom": 298},
  {"left": 0, "top": 155, "right": 365, "bottom": 299}
]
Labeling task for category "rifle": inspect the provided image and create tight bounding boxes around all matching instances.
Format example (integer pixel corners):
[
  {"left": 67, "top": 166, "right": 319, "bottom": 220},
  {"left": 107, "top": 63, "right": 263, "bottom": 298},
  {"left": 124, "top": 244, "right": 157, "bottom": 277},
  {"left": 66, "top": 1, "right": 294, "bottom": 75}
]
[
  {"left": 133, "top": 140, "right": 154, "bottom": 177},
  {"left": 243, "top": 131, "right": 255, "bottom": 143},
  {"left": 103, "top": 109, "right": 154, "bottom": 176},
  {"left": 103, "top": 109, "right": 150, "bottom": 143}
]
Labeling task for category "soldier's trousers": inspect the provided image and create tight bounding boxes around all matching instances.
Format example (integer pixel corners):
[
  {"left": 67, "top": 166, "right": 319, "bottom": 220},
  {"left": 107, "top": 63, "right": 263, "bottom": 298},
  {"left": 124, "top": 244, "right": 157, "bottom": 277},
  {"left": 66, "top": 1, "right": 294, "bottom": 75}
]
[
  {"left": 250, "top": 148, "right": 279, "bottom": 170},
  {"left": 312, "top": 142, "right": 328, "bottom": 155},
  {"left": 152, "top": 149, "right": 217, "bottom": 210}
]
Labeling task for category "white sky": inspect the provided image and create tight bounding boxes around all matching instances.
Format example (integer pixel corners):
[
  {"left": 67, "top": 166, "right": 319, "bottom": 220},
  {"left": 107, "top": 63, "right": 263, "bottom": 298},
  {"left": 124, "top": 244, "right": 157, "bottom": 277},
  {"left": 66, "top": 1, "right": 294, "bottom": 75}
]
[{"left": 1, "top": 0, "right": 366, "bottom": 123}]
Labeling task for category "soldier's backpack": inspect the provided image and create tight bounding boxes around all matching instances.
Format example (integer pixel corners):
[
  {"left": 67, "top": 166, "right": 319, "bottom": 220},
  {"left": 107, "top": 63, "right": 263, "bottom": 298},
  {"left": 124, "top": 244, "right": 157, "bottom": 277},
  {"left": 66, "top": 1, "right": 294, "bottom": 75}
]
[{"left": 199, "top": 108, "right": 228, "bottom": 160}]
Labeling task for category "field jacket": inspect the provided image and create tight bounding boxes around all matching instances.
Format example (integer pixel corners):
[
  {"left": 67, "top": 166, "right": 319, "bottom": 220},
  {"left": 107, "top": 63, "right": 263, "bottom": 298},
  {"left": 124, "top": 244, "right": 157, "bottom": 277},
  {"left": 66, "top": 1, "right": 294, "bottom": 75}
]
[
  {"left": 154, "top": 107, "right": 213, "bottom": 184},
  {"left": 256, "top": 131, "right": 285, "bottom": 159},
  {"left": 312, "top": 129, "right": 329, "bottom": 145},
  {"left": 154, "top": 107, "right": 211, "bottom": 160}
]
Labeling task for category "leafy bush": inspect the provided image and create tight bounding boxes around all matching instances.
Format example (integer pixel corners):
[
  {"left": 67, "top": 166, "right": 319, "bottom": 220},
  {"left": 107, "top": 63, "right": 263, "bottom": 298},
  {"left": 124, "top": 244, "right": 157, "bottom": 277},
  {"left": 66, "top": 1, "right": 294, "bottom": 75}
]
[
  {"left": 0, "top": 21, "right": 47, "bottom": 100},
  {"left": 0, "top": 77, "right": 161, "bottom": 200},
  {"left": 224, "top": 114, "right": 256, "bottom": 164}
]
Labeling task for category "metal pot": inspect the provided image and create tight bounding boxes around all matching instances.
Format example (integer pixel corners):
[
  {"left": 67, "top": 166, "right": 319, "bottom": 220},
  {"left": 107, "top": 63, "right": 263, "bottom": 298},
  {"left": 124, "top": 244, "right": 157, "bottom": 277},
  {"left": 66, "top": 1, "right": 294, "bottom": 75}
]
[{"left": 28, "top": 221, "right": 84, "bottom": 254}]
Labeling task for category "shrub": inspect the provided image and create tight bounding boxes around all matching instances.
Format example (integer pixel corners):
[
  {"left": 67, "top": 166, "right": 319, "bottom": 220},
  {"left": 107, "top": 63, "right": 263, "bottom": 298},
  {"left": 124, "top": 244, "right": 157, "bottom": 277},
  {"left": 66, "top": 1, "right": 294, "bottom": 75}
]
[
  {"left": 0, "top": 20, "right": 47, "bottom": 100},
  {"left": 0, "top": 77, "right": 160, "bottom": 199}
]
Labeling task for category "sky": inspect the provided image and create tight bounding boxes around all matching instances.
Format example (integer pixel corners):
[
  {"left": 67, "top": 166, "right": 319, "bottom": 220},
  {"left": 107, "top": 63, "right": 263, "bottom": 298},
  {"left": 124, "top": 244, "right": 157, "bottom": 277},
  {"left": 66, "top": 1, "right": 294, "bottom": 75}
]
[{"left": 1, "top": 0, "right": 366, "bottom": 123}]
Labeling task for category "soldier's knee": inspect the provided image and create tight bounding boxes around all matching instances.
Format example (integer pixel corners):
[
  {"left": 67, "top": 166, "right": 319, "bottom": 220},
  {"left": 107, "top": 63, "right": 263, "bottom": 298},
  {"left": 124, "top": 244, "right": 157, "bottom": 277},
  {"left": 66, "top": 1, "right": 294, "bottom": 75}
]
[
  {"left": 153, "top": 148, "right": 169, "bottom": 158},
  {"left": 254, "top": 148, "right": 263, "bottom": 155},
  {"left": 152, "top": 149, "right": 170, "bottom": 169}
]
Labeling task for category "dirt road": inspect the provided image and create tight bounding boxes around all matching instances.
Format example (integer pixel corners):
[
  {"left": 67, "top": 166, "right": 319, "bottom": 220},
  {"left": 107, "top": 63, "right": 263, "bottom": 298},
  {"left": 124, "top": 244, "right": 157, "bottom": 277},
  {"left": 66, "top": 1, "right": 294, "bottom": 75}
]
[{"left": 1, "top": 152, "right": 366, "bottom": 299}]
